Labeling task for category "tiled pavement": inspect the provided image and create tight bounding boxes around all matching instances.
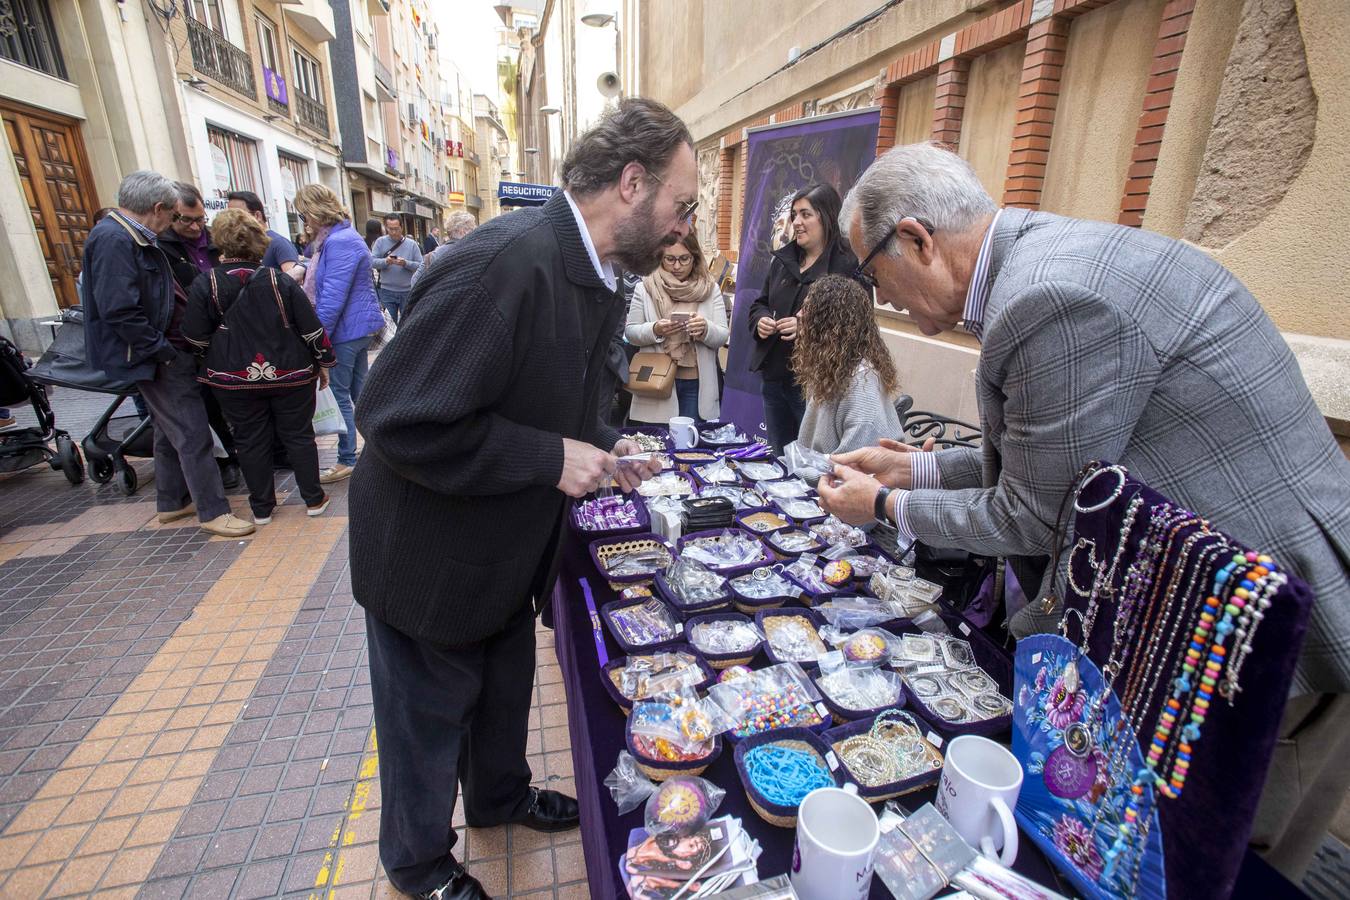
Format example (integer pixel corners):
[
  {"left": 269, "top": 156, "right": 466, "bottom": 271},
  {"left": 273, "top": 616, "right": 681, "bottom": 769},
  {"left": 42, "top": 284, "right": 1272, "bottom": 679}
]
[{"left": 0, "top": 386, "right": 589, "bottom": 898}]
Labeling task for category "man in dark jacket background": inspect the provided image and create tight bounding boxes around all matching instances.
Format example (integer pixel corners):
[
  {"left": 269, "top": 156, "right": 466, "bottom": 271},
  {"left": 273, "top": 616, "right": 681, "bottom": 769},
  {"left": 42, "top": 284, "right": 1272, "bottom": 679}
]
[
  {"left": 157, "top": 181, "right": 241, "bottom": 489},
  {"left": 349, "top": 98, "right": 696, "bottom": 900},
  {"left": 80, "top": 171, "right": 253, "bottom": 538}
]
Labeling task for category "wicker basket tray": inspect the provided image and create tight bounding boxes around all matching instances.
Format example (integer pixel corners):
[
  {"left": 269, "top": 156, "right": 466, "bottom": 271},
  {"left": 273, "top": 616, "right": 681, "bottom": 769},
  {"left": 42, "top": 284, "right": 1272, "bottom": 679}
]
[
  {"left": 823, "top": 712, "right": 945, "bottom": 803},
  {"left": 625, "top": 727, "right": 722, "bottom": 781},
  {"left": 599, "top": 596, "right": 684, "bottom": 655},
  {"left": 755, "top": 608, "right": 829, "bottom": 669},
  {"left": 588, "top": 533, "right": 676, "bottom": 584},
  {"left": 568, "top": 493, "right": 651, "bottom": 538},
  {"left": 653, "top": 569, "right": 732, "bottom": 616},
  {"left": 683, "top": 612, "right": 763, "bottom": 668},
  {"left": 736, "top": 509, "right": 791, "bottom": 535},
  {"left": 733, "top": 728, "right": 843, "bottom": 827},
  {"left": 677, "top": 529, "right": 772, "bottom": 577},
  {"left": 601, "top": 644, "right": 714, "bottom": 712}
]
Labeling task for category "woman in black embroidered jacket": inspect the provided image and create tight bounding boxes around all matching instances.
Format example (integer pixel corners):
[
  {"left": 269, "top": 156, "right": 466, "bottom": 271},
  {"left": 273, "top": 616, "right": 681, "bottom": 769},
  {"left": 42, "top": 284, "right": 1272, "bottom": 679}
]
[{"left": 183, "top": 209, "right": 337, "bottom": 525}]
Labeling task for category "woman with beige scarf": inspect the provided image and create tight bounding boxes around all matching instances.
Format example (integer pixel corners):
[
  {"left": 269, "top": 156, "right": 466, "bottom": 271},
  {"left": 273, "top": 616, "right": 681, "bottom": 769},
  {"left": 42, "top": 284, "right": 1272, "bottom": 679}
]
[{"left": 624, "top": 231, "right": 729, "bottom": 423}]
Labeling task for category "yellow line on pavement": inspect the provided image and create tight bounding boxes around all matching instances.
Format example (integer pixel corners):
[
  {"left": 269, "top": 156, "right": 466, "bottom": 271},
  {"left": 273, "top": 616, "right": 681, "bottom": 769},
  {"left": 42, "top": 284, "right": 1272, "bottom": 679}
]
[{"left": 310, "top": 727, "right": 381, "bottom": 899}]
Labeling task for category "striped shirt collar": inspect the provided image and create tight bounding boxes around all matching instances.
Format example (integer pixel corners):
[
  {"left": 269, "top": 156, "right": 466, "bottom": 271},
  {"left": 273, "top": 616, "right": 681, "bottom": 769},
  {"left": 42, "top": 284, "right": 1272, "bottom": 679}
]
[
  {"left": 562, "top": 190, "right": 617, "bottom": 292},
  {"left": 961, "top": 208, "right": 1002, "bottom": 342}
]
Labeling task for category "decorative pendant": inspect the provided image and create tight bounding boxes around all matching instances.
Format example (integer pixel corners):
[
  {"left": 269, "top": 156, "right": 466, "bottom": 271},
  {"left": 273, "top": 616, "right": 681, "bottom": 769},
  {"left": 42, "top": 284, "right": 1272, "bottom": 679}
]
[
  {"left": 1063, "top": 661, "right": 1081, "bottom": 694},
  {"left": 1045, "top": 745, "right": 1098, "bottom": 799},
  {"left": 1063, "top": 721, "right": 1094, "bottom": 758}
]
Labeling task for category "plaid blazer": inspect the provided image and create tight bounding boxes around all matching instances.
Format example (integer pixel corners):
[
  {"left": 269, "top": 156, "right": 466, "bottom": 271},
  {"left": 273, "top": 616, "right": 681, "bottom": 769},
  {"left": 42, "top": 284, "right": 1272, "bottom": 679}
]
[{"left": 906, "top": 208, "right": 1350, "bottom": 696}]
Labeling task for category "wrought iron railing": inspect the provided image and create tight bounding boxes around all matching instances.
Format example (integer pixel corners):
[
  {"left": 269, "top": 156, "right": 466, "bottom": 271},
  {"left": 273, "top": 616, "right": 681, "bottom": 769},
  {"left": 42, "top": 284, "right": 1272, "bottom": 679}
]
[
  {"left": 186, "top": 17, "right": 255, "bottom": 98},
  {"left": 895, "top": 395, "right": 983, "bottom": 449},
  {"left": 296, "top": 93, "right": 329, "bottom": 136},
  {"left": 372, "top": 55, "right": 394, "bottom": 95}
]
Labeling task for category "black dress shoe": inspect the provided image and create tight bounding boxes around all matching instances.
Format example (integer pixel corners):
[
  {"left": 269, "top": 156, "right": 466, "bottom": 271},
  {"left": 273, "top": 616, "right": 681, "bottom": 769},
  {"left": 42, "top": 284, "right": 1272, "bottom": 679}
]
[
  {"left": 220, "top": 462, "right": 241, "bottom": 489},
  {"left": 417, "top": 867, "right": 491, "bottom": 900},
  {"left": 513, "top": 786, "right": 580, "bottom": 833}
]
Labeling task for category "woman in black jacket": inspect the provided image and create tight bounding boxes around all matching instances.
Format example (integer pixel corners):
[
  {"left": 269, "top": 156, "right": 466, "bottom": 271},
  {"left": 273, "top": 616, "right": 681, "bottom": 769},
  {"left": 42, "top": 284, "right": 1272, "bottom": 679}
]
[
  {"left": 183, "top": 209, "right": 337, "bottom": 525},
  {"left": 746, "top": 183, "right": 861, "bottom": 452}
]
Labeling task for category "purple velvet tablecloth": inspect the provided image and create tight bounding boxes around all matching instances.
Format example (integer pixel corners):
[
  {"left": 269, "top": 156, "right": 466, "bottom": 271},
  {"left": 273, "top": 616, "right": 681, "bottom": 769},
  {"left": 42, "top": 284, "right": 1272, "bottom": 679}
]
[{"left": 550, "top": 530, "right": 1305, "bottom": 899}]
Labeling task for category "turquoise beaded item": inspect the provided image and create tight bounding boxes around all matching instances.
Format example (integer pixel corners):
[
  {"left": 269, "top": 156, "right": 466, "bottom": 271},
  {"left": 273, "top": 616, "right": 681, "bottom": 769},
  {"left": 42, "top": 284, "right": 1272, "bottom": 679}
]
[{"left": 744, "top": 744, "right": 833, "bottom": 807}]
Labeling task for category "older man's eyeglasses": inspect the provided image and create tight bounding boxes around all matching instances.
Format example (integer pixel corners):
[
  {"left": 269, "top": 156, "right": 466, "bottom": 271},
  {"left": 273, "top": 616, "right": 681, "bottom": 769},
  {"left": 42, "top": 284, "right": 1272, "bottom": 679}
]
[
  {"left": 174, "top": 213, "right": 207, "bottom": 226},
  {"left": 646, "top": 167, "right": 699, "bottom": 224},
  {"left": 852, "top": 216, "right": 936, "bottom": 290}
]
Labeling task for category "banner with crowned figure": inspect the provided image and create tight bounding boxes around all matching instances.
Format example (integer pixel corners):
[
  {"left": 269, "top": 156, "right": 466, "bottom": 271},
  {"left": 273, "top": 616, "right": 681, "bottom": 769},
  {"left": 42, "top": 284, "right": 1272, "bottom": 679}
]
[{"left": 721, "top": 109, "right": 881, "bottom": 437}]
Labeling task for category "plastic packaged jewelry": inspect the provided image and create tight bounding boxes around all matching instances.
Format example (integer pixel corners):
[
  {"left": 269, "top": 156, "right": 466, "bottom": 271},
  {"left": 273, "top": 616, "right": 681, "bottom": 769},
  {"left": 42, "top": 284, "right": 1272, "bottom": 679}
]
[
  {"left": 637, "top": 471, "right": 695, "bottom": 497},
  {"left": 700, "top": 485, "right": 768, "bottom": 510},
  {"left": 621, "top": 432, "right": 667, "bottom": 453},
  {"left": 608, "top": 599, "right": 680, "bottom": 648},
  {"left": 778, "top": 498, "right": 826, "bottom": 521},
  {"left": 759, "top": 478, "right": 811, "bottom": 500},
  {"left": 689, "top": 619, "right": 764, "bottom": 656},
  {"left": 810, "top": 516, "right": 869, "bottom": 548},
  {"left": 575, "top": 495, "right": 644, "bottom": 531},
  {"left": 783, "top": 441, "right": 834, "bottom": 481},
  {"left": 694, "top": 458, "right": 740, "bottom": 484},
  {"left": 815, "top": 596, "right": 897, "bottom": 630},
  {"left": 663, "top": 557, "right": 728, "bottom": 607},
  {"left": 873, "top": 803, "right": 977, "bottom": 900},
  {"left": 644, "top": 775, "right": 726, "bottom": 836},
  {"left": 736, "top": 459, "right": 784, "bottom": 482},
  {"left": 681, "top": 529, "right": 768, "bottom": 570},
  {"left": 768, "top": 529, "right": 823, "bottom": 556},
  {"left": 815, "top": 666, "right": 903, "bottom": 713},
  {"left": 604, "top": 546, "right": 673, "bottom": 578},
  {"left": 700, "top": 423, "right": 748, "bottom": 445},
  {"left": 612, "top": 651, "right": 707, "bottom": 701},
  {"left": 762, "top": 615, "right": 828, "bottom": 663},
  {"left": 730, "top": 566, "right": 799, "bottom": 600},
  {"left": 785, "top": 556, "right": 833, "bottom": 594}
]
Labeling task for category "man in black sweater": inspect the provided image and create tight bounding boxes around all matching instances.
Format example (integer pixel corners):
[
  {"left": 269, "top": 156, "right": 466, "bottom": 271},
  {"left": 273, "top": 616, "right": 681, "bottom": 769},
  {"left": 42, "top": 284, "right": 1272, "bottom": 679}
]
[{"left": 350, "top": 99, "right": 697, "bottom": 900}]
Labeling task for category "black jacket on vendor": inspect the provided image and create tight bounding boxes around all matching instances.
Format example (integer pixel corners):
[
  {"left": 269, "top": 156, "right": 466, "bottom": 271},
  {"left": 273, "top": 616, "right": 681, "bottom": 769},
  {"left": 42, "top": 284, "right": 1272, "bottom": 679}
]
[
  {"left": 349, "top": 191, "right": 624, "bottom": 646},
  {"left": 182, "top": 262, "right": 335, "bottom": 390},
  {"left": 746, "top": 237, "right": 860, "bottom": 380}
]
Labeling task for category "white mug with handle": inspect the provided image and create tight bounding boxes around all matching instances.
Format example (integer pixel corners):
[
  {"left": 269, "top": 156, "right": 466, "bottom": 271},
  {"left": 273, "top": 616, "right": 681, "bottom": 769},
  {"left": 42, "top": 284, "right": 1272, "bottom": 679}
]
[
  {"left": 791, "top": 782, "right": 880, "bottom": 900},
  {"left": 935, "top": 734, "right": 1022, "bottom": 865},
  {"left": 669, "top": 416, "right": 698, "bottom": 450}
]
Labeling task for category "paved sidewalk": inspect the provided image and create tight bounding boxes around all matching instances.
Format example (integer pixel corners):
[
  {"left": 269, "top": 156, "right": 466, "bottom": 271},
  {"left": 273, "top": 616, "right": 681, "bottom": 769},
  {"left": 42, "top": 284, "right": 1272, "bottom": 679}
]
[{"left": 0, "top": 387, "right": 587, "bottom": 898}]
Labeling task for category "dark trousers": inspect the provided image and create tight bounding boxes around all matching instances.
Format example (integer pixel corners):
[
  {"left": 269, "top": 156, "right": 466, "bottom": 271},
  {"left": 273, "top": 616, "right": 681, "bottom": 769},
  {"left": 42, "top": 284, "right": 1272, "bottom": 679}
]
[
  {"left": 214, "top": 386, "right": 323, "bottom": 518},
  {"left": 761, "top": 376, "right": 807, "bottom": 453},
  {"left": 200, "top": 386, "right": 238, "bottom": 465},
  {"left": 366, "top": 603, "right": 536, "bottom": 894},
  {"left": 136, "top": 353, "right": 230, "bottom": 521}
]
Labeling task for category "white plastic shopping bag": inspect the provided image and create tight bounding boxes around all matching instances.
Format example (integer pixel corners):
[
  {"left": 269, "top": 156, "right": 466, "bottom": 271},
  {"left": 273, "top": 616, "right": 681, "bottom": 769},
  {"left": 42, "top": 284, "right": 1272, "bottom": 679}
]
[{"left": 313, "top": 386, "right": 348, "bottom": 436}]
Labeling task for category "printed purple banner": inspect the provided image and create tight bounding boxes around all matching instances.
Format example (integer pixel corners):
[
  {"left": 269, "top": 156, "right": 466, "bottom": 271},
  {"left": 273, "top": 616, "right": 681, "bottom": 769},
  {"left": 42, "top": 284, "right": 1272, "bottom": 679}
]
[
  {"left": 263, "top": 66, "right": 288, "bottom": 105},
  {"left": 721, "top": 109, "right": 882, "bottom": 439}
]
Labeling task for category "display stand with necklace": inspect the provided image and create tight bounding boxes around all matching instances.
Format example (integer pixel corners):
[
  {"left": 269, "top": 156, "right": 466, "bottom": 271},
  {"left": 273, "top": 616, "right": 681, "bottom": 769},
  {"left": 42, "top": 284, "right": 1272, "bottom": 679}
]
[{"left": 1011, "top": 462, "right": 1312, "bottom": 900}]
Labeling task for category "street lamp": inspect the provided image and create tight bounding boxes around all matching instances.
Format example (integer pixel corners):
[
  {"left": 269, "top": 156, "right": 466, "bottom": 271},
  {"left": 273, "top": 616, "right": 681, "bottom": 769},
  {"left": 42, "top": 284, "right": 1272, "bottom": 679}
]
[
  {"left": 579, "top": 2, "right": 615, "bottom": 27},
  {"left": 539, "top": 105, "right": 560, "bottom": 115}
]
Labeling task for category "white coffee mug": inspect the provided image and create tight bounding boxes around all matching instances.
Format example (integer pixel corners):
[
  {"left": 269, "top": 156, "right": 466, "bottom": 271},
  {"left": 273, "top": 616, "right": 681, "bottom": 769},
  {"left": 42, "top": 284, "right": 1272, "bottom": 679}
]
[
  {"left": 935, "top": 734, "right": 1022, "bottom": 865},
  {"left": 669, "top": 416, "right": 698, "bottom": 449},
  {"left": 791, "top": 783, "right": 880, "bottom": 900}
]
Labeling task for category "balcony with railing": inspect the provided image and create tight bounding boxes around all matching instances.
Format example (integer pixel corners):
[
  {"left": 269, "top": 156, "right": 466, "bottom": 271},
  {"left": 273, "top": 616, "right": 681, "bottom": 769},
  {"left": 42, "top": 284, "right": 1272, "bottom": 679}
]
[
  {"left": 373, "top": 54, "right": 396, "bottom": 101},
  {"left": 186, "top": 17, "right": 256, "bottom": 98},
  {"left": 296, "top": 92, "right": 329, "bottom": 136}
]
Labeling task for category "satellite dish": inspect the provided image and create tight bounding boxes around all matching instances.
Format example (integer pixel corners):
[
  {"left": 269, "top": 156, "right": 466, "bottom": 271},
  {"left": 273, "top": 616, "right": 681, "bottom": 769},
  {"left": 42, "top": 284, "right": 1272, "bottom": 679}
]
[{"left": 597, "top": 71, "right": 621, "bottom": 99}]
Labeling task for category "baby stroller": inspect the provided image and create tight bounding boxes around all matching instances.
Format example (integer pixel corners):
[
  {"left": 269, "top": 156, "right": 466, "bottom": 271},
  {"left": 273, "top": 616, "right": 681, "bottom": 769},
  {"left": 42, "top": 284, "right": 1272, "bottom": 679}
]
[
  {"left": 0, "top": 335, "right": 83, "bottom": 485},
  {"left": 28, "top": 308, "right": 153, "bottom": 495}
]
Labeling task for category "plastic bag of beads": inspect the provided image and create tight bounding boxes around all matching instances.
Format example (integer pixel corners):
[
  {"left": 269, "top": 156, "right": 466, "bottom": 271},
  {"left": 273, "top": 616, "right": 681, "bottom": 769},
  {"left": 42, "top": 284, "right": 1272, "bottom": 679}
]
[
  {"left": 783, "top": 441, "right": 834, "bottom": 481},
  {"left": 644, "top": 775, "right": 726, "bottom": 836},
  {"left": 631, "top": 691, "right": 736, "bottom": 753},
  {"left": 605, "top": 751, "right": 659, "bottom": 814},
  {"left": 663, "top": 557, "right": 728, "bottom": 607},
  {"left": 709, "top": 663, "right": 826, "bottom": 737}
]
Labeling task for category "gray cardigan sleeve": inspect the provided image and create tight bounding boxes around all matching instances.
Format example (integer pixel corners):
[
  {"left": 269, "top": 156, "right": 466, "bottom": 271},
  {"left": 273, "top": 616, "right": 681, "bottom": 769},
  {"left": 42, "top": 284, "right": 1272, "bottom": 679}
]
[{"left": 832, "top": 367, "right": 903, "bottom": 454}]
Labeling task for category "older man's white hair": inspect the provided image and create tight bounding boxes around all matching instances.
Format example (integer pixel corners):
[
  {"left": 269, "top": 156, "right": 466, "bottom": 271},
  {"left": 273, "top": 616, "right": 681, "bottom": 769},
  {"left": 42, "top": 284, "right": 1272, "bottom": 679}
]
[{"left": 841, "top": 142, "right": 996, "bottom": 253}]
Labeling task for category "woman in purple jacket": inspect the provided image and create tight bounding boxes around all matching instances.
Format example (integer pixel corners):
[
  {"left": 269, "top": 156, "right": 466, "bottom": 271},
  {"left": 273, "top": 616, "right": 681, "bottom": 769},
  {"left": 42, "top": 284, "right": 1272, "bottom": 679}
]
[{"left": 293, "top": 185, "right": 384, "bottom": 482}]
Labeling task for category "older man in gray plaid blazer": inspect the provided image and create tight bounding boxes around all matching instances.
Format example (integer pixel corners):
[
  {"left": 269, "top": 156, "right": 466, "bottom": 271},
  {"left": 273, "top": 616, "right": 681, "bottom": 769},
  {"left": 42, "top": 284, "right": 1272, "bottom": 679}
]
[{"left": 819, "top": 143, "right": 1350, "bottom": 879}]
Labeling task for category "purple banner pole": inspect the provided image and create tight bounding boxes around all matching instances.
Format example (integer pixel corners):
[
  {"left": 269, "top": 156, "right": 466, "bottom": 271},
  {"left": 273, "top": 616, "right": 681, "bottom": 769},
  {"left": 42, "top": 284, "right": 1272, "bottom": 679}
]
[{"left": 720, "top": 108, "right": 883, "bottom": 438}]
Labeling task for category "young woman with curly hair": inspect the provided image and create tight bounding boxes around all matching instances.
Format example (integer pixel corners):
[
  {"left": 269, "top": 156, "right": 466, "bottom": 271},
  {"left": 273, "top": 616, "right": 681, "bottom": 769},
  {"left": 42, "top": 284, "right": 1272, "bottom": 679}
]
[{"left": 792, "top": 274, "right": 903, "bottom": 454}]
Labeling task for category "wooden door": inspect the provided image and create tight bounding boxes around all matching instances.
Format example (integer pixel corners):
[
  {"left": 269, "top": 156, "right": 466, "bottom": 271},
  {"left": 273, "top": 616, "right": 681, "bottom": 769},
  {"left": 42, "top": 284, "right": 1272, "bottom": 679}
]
[{"left": 0, "top": 100, "right": 100, "bottom": 309}]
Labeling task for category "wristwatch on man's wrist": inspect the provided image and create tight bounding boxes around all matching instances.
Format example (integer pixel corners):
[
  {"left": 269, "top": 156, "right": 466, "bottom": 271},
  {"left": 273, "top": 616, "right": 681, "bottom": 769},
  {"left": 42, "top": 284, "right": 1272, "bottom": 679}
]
[{"left": 874, "top": 486, "right": 893, "bottom": 524}]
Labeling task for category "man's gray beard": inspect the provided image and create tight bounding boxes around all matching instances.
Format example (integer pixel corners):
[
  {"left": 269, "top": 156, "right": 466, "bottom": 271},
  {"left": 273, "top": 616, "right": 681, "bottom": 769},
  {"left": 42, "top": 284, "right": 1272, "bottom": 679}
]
[{"left": 612, "top": 192, "right": 679, "bottom": 276}]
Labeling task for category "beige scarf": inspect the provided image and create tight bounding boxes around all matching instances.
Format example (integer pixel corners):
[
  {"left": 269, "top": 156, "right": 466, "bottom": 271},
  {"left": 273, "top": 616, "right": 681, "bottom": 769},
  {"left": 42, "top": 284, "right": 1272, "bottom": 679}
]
[{"left": 643, "top": 266, "right": 713, "bottom": 368}]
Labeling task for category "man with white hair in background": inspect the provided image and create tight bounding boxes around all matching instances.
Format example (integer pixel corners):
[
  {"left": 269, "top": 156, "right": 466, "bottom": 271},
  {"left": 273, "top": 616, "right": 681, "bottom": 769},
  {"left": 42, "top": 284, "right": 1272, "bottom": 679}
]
[
  {"left": 408, "top": 211, "right": 478, "bottom": 294},
  {"left": 816, "top": 142, "right": 1350, "bottom": 880},
  {"left": 81, "top": 171, "right": 255, "bottom": 538}
]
